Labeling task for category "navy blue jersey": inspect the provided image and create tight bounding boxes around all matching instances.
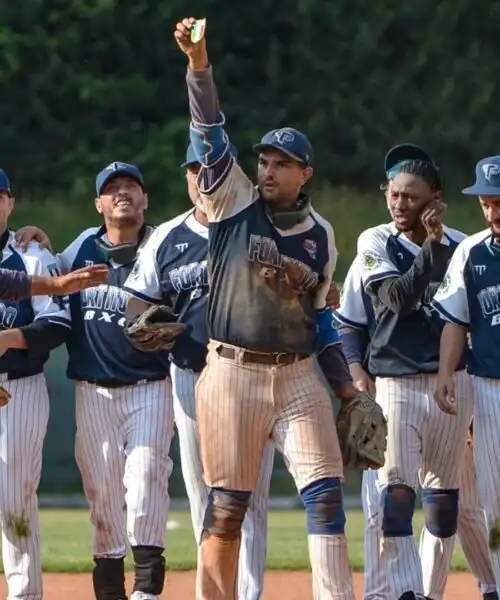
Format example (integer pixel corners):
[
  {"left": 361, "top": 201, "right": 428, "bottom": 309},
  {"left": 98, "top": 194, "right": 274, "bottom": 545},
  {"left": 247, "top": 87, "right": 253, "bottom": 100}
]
[
  {"left": 123, "top": 209, "right": 209, "bottom": 373},
  {"left": 58, "top": 225, "right": 170, "bottom": 383},
  {"left": 433, "top": 228, "right": 500, "bottom": 379},
  {"left": 196, "top": 160, "right": 336, "bottom": 355},
  {"left": 357, "top": 222, "right": 466, "bottom": 377},
  {"left": 0, "top": 231, "right": 70, "bottom": 376}
]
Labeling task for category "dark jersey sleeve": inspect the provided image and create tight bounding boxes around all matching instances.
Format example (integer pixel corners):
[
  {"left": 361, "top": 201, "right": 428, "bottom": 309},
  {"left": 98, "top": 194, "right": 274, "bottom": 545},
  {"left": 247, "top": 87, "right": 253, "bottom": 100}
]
[
  {"left": 369, "top": 240, "right": 454, "bottom": 315},
  {"left": 0, "top": 268, "right": 31, "bottom": 300},
  {"left": 339, "top": 325, "right": 370, "bottom": 365}
]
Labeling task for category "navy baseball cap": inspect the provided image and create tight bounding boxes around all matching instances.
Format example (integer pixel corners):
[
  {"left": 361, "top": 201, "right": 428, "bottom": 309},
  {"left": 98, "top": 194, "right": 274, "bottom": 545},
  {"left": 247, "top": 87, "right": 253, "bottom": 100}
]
[
  {"left": 181, "top": 141, "right": 238, "bottom": 168},
  {"left": 462, "top": 156, "right": 500, "bottom": 196},
  {"left": 96, "top": 162, "right": 145, "bottom": 195},
  {"left": 253, "top": 127, "right": 313, "bottom": 166},
  {"left": 385, "top": 143, "right": 433, "bottom": 178},
  {"left": 0, "top": 169, "right": 12, "bottom": 195}
]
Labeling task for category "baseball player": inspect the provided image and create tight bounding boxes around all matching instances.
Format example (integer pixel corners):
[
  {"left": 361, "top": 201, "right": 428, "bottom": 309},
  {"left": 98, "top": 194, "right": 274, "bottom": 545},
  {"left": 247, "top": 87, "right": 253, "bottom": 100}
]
[
  {"left": 0, "top": 169, "right": 74, "bottom": 600},
  {"left": 336, "top": 252, "right": 497, "bottom": 600},
  {"left": 123, "top": 143, "right": 276, "bottom": 600},
  {"left": 433, "top": 154, "right": 500, "bottom": 589},
  {"left": 354, "top": 143, "right": 474, "bottom": 600},
  {"left": 26, "top": 162, "right": 174, "bottom": 600},
  {"left": 174, "top": 18, "right": 362, "bottom": 600}
]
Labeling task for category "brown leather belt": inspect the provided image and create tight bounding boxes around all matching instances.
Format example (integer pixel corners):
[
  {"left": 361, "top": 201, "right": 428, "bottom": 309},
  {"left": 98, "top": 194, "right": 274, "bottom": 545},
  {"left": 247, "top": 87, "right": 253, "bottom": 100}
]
[{"left": 216, "top": 345, "right": 309, "bottom": 366}]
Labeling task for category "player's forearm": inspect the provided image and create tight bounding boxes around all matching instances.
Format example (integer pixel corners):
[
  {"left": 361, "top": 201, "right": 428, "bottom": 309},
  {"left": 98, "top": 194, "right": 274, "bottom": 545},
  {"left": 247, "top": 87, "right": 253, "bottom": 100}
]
[
  {"left": 125, "top": 295, "right": 153, "bottom": 320},
  {"left": 0, "top": 268, "right": 32, "bottom": 300},
  {"left": 370, "top": 239, "right": 454, "bottom": 315},
  {"left": 19, "top": 320, "right": 70, "bottom": 354},
  {"left": 0, "top": 329, "right": 28, "bottom": 350},
  {"left": 338, "top": 325, "right": 369, "bottom": 365},
  {"left": 187, "top": 64, "right": 220, "bottom": 125},
  {"left": 438, "top": 322, "right": 467, "bottom": 376},
  {"left": 317, "top": 345, "right": 356, "bottom": 400}
]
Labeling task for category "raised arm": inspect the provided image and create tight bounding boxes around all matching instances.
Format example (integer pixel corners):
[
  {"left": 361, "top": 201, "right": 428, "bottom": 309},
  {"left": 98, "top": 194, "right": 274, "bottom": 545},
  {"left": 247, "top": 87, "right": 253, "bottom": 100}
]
[{"left": 174, "top": 18, "right": 257, "bottom": 221}]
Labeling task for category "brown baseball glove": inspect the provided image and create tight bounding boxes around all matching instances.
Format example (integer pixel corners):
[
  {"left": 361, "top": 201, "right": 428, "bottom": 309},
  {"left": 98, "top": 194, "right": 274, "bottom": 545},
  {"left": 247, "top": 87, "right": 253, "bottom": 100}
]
[
  {"left": 336, "top": 390, "right": 388, "bottom": 470},
  {"left": 0, "top": 385, "right": 11, "bottom": 407}
]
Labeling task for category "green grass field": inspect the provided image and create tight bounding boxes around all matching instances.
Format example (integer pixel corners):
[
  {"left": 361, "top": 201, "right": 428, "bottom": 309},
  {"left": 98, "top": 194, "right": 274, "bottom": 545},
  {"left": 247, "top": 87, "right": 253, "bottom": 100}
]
[{"left": 11, "top": 509, "right": 471, "bottom": 573}]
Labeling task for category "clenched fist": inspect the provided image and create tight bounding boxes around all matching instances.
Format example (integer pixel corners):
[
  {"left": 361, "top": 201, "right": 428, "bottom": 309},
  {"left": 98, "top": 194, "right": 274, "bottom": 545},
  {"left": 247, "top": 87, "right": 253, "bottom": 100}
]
[{"left": 174, "top": 17, "right": 208, "bottom": 69}]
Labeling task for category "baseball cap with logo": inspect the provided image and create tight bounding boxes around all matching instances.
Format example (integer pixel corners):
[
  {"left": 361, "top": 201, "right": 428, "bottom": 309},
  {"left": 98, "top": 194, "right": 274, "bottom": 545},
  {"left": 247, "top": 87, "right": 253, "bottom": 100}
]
[
  {"left": 462, "top": 156, "right": 500, "bottom": 196},
  {"left": 253, "top": 127, "right": 313, "bottom": 167},
  {"left": 385, "top": 143, "right": 434, "bottom": 179},
  {"left": 96, "top": 162, "right": 145, "bottom": 196},
  {"left": 0, "top": 169, "right": 12, "bottom": 195},
  {"left": 181, "top": 141, "right": 238, "bottom": 168}
]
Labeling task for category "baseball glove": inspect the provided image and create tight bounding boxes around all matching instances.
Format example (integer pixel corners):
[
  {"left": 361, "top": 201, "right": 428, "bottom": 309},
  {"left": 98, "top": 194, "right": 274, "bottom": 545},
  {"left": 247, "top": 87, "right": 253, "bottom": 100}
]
[
  {"left": 0, "top": 385, "right": 10, "bottom": 407},
  {"left": 124, "top": 304, "right": 187, "bottom": 352},
  {"left": 336, "top": 390, "right": 388, "bottom": 470}
]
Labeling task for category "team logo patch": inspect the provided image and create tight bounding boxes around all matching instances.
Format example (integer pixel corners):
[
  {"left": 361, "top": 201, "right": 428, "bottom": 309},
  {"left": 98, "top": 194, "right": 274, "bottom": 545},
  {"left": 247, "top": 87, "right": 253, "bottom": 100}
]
[
  {"left": 274, "top": 129, "right": 295, "bottom": 144},
  {"left": 438, "top": 273, "right": 451, "bottom": 293},
  {"left": 128, "top": 260, "right": 142, "bottom": 281},
  {"left": 361, "top": 251, "right": 381, "bottom": 271},
  {"left": 303, "top": 239, "right": 316, "bottom": 259},
  {"left": 482, "top": 163, "right": 500, "bottom": 183}
]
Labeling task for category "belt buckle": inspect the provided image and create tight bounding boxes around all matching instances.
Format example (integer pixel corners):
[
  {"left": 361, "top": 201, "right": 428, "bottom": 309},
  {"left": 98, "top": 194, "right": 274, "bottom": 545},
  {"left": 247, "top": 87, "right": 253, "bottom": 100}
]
[{"left": 274, "top": 352, "right": 290, "bottom": 365}]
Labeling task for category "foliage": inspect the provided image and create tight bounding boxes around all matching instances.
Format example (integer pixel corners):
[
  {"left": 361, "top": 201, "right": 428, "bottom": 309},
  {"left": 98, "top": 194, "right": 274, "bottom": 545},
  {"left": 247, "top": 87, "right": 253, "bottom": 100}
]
[{"left": 0, "top": 1, "right": 499, "bottom": 207}]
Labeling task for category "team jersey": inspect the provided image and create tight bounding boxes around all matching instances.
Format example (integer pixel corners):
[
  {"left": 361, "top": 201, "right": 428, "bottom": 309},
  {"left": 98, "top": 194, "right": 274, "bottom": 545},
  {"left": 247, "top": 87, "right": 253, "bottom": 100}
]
[
  {"left": 197, "top": 159, "right": 336, "bottom": 355},
  {"left": 334, "top": 255, "right": 374, "bottom": 331},
  {"left": 357, "top": 221, "right": 466, "bottom": 377},
  {"left": 432, "top": 228, "right": 500, "bottom": 379},
  {"left": 58, "top": 225, "right": 170, "bottom": 383},
  {"left": 0, "top": 230, "right": 70, "bottom": 376},
  {"left": 123, "top": 209, "right": 209, "bottom": 373}
]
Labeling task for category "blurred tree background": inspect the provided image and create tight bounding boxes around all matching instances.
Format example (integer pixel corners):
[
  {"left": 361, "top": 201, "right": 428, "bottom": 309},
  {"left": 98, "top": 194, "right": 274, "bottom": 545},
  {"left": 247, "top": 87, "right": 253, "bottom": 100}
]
[{"left": 1, "top": 0, "right": 496, "bottom": 495}]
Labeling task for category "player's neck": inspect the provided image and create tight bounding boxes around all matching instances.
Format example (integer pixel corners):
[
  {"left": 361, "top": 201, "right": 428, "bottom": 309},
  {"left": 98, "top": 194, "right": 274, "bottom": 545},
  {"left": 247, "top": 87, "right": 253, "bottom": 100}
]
[
  {"left": 105, "top": 223, "right": 142, "bottom": 245},
  {"left": 193, "top": 206, "right": 209, "bottom": 227},
  {"left": 403, "top": 225, "right": 427, "bottom": 246}
]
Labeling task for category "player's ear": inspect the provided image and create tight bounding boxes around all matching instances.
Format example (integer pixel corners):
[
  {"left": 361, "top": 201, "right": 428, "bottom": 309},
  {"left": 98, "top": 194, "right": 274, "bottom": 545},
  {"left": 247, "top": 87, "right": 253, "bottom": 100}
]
[
  {"left": 143, "top": 193, "right": 149, "bottom": 211},
  {"left": 95, "top": 196, "right": 103, "bottom": 215},
  {"left": 301, "top": 166, "right": 313, "bottom": 186}
]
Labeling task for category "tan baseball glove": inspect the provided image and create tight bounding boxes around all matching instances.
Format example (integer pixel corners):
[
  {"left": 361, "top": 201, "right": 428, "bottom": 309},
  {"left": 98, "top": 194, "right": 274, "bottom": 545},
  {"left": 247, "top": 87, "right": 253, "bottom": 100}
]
[
  {"left": 336, "top": 390, "right": 388, "bottom": 470},
  {"left": 0, "top": 385, "right": 11, "bottom": 407}
]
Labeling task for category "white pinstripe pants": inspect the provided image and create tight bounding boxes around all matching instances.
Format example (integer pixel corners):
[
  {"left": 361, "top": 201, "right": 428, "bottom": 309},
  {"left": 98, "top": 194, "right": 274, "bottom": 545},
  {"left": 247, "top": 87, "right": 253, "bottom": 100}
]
[
  {"left": 74, "top": 379, "right": 174, "bottom": 558},
  {"left": 171, "top": 364, "right": 274, "bottom": 600},
  {"left": 0, "top": 373, "right": 49, "bottom": 600},
  {"left": 471, "top": 376, "right": 500, "bottom": 588},
  {"left": 375, "top": 371, "right": 473, "bottom": 599}
]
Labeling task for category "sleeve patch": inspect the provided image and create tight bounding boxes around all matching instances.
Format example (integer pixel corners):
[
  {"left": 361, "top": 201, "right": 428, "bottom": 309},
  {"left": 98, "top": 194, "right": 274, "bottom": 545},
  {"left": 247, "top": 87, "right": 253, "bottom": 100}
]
[{"left": 361, "top": 251, "right": 382, "bottom": 271}]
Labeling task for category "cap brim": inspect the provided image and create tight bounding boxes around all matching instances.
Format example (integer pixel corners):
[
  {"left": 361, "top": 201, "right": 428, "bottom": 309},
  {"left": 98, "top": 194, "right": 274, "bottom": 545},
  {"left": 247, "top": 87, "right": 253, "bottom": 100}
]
[
  {"left": 252, "top": 143, "right": 305, "bottom": 164},
  {"left": 181, "top": 160, "right": 200, "bottom": 169},
  {"left": 461, "top": 185, "right": 500, "bottom": 196},
  {"left": 385, "top": 144, "right": 433, "bottom": 172}
]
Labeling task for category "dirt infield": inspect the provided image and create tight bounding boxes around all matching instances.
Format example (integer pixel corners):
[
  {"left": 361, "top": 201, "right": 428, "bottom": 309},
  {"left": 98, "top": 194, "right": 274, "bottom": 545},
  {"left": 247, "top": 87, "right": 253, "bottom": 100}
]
[{"left": 0, "top": 570, "right": 482, "bottom": 599}]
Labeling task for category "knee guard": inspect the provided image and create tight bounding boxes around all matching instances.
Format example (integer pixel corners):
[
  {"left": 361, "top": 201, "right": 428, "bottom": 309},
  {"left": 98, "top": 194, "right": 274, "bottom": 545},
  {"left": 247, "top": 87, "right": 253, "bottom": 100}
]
[
  {"left": 92, "top": 556, "right": 126, "bottom": 600},
  {"left": 421, "top": 488, "right": 459, "bottom": 539},
  {"left": 132, "top": 545, "right": 165, "bottom": 596},
  {"left": 300, "top": 477, "right": 346, "bottom": 535},
  {"left": 203, "top": 487, "right": 251, "bottom": 541},
  {"left": 381, "top": 483, "right": 416, "bottom": 537}
]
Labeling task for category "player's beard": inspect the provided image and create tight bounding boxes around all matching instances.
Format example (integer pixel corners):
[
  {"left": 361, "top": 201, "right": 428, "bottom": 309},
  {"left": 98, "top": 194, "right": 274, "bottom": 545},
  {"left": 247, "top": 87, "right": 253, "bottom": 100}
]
[{"left": 107, "top": 213, "right": 142, "bottom": 228}]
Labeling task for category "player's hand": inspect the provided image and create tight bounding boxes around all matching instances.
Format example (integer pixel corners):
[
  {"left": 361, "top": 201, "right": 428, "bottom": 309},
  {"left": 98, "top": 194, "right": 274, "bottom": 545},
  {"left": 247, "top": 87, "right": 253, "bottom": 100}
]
[
  {"left": 49, "top": 265, "right": 109, "bottom": 295},
  {"left": 325, "top": 281, "right": 341, "bottom": 309},
  {"left": 434, "top": 373, "right": 457, "bottom": 415},
  {"left": 349, "top": 362, "right": 376, "bottom": 396},
  {"left": 174, "top": 17, "right": 208, "bottom": 67},
  {"left": 420, "top": 200, "right": 446, "bottom": 242},
  {"left": 15, "top": 226, "right": 53, "bottom": 252}
]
